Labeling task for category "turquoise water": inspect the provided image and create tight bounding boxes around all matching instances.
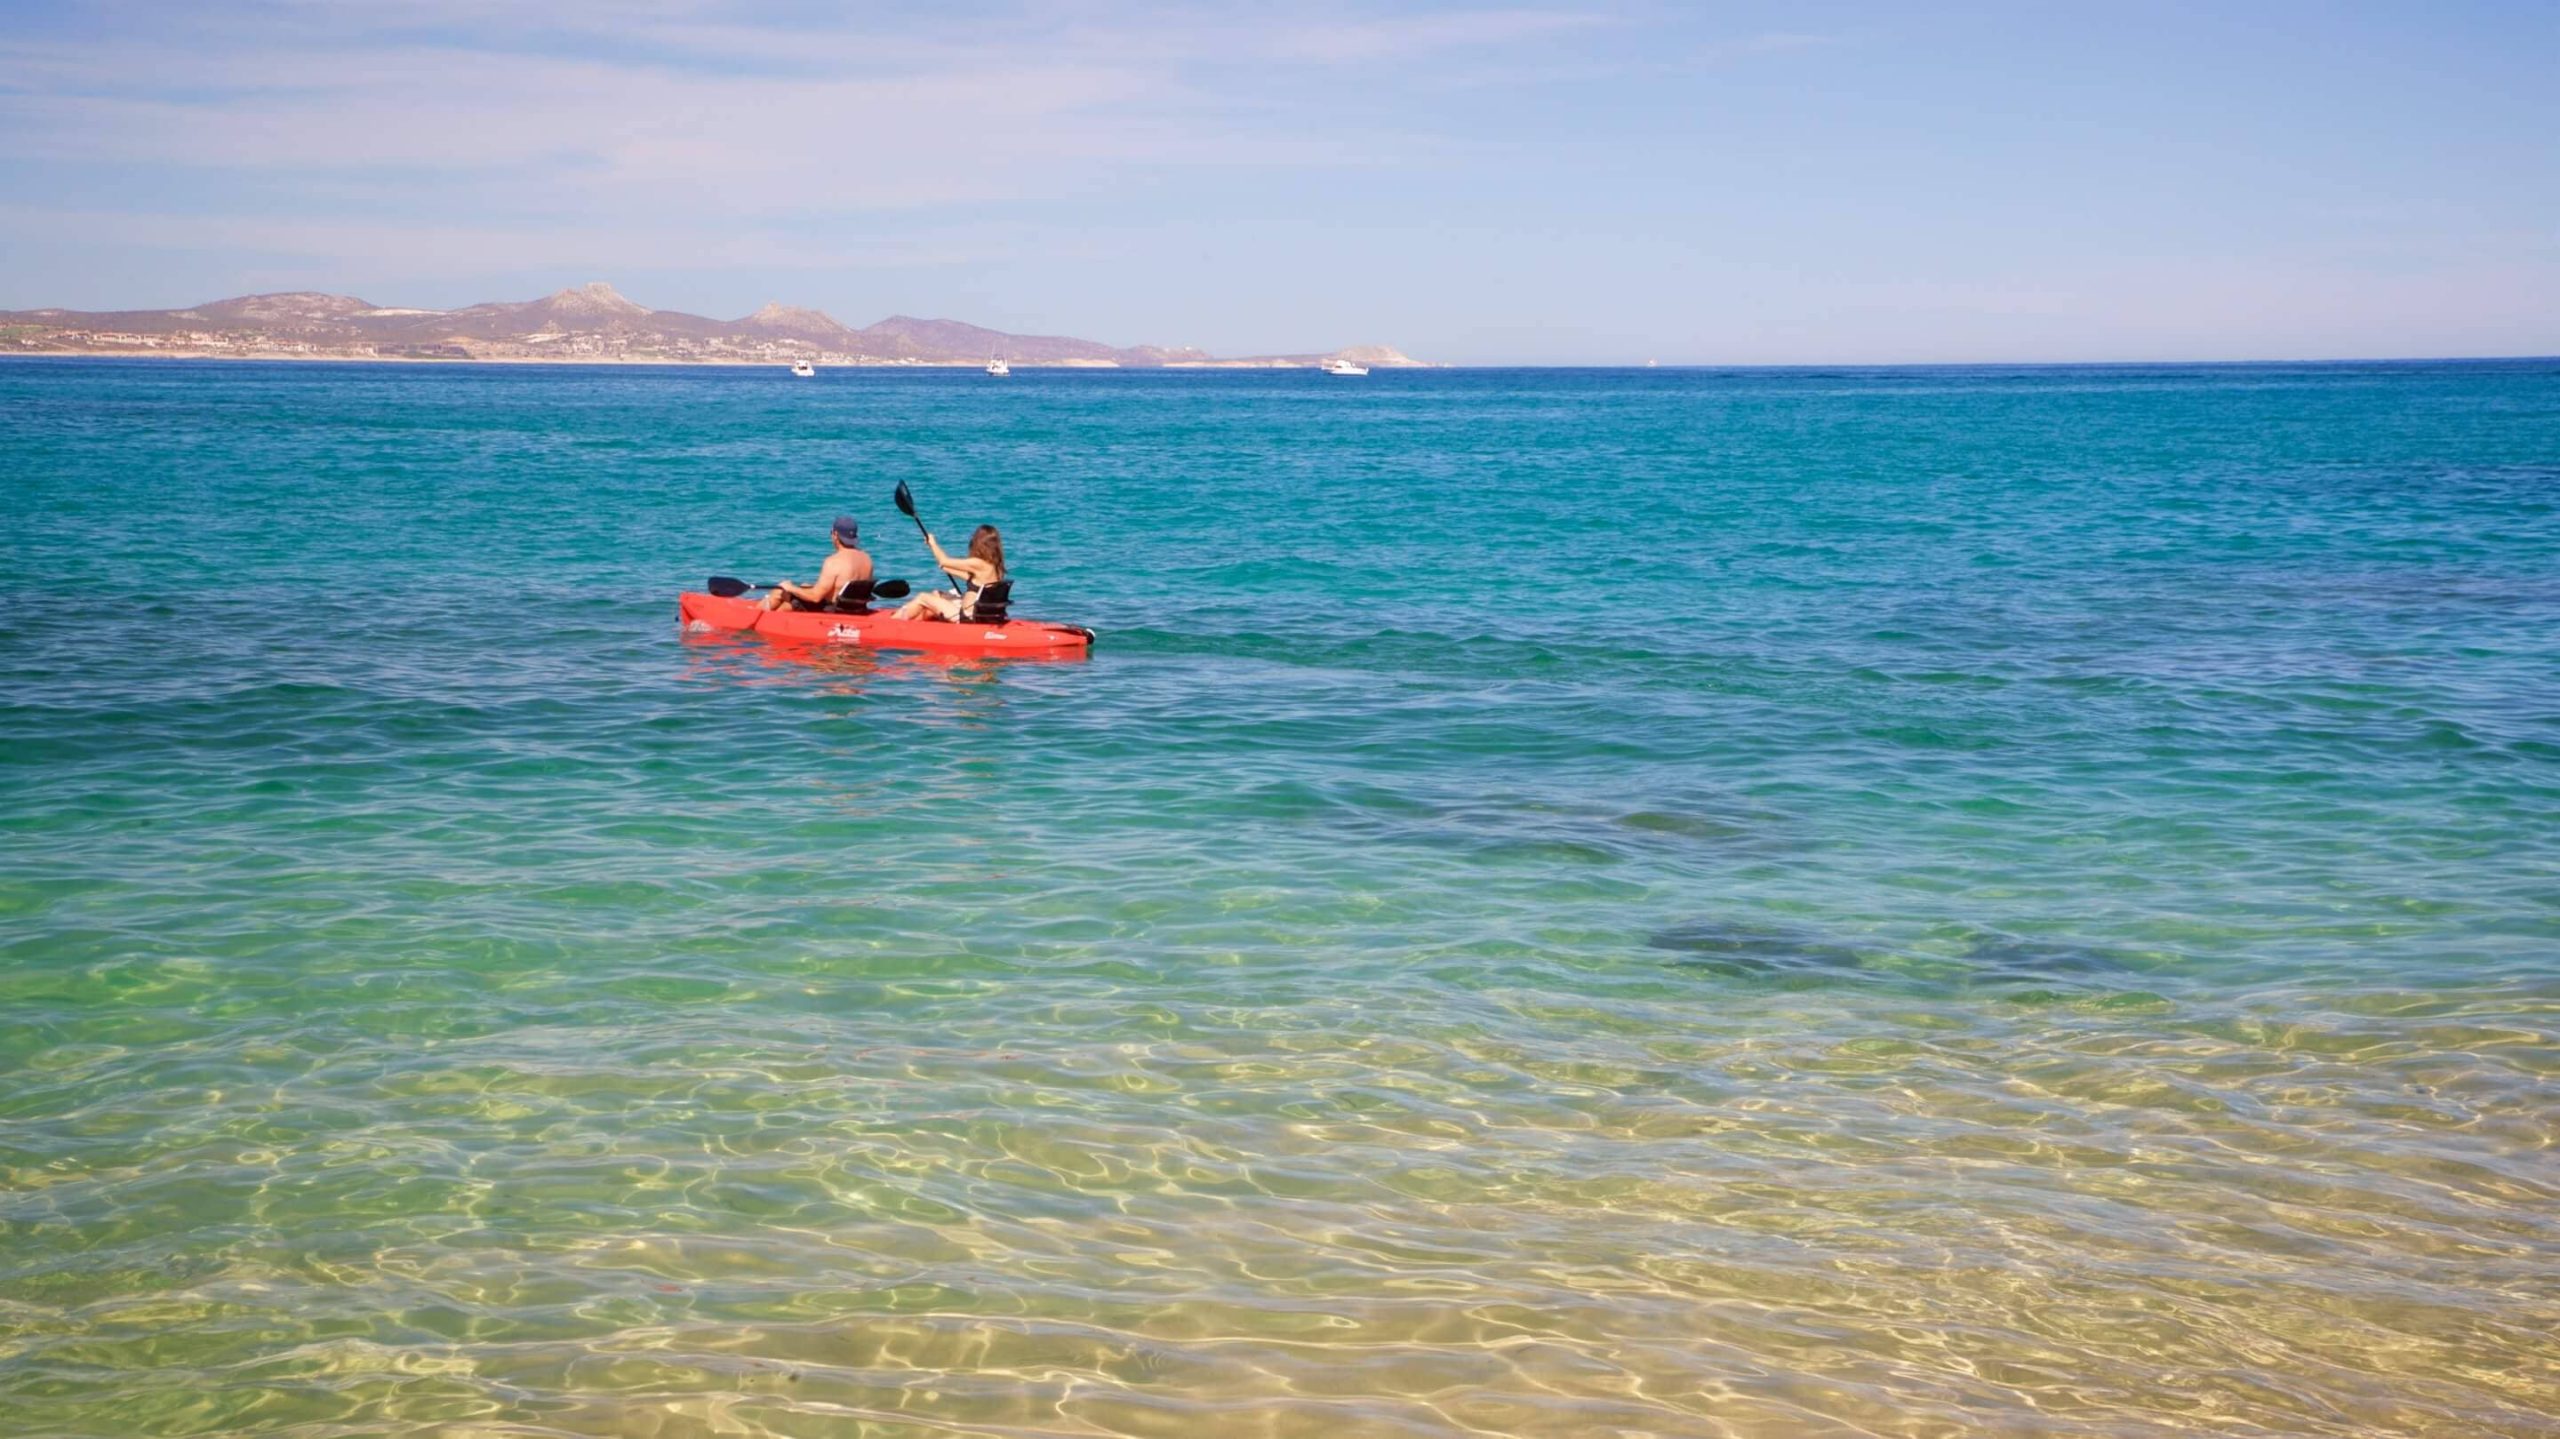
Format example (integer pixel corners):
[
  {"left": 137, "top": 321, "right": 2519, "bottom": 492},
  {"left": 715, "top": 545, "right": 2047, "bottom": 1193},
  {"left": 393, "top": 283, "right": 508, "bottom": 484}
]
[{"left": 3, "top": 358, "right": 2556, "bottom": 1437}]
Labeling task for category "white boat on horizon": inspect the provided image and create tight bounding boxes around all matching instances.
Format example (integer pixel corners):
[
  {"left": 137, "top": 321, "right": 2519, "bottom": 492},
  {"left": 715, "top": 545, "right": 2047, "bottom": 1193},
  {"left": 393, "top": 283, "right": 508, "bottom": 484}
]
[
  {"left": 790, "top": 359, "right": 815, "bottom": 377},
  {"left": 985, "top": 353, "right": 1011, "bottom": 376},
  {"left": 1319, "top": 357, "right": 1369, "bottom": 376}
]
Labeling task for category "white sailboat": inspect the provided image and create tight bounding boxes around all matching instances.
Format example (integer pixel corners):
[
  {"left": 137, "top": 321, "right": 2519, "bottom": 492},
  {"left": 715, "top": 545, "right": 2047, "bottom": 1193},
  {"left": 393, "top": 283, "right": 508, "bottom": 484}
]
[{"left": 985, "top": 352, "right": 1011, "bottom": 377}]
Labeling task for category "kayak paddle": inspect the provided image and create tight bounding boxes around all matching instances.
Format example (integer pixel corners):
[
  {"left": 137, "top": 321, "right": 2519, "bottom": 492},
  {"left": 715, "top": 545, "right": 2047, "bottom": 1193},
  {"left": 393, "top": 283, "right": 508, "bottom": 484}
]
[
  {"left": 894, "top": 480, "right": 966, "bottom": 596},
  {"left": 707, "top": 575, "right": 910, "bottom": 600}
]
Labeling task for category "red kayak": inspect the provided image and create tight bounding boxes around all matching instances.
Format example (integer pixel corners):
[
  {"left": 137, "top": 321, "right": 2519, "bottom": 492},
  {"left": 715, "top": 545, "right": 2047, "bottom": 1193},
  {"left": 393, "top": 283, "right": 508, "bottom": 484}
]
[{"left": 678, "top": 591, "right": 1094, "bottom": 655}]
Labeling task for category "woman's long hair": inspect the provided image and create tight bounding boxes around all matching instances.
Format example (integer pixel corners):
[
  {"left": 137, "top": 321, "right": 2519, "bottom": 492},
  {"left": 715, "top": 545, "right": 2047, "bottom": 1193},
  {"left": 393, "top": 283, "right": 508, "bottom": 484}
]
[{"left": 968, "top": 524, "right": 1005, "bottom": 578}]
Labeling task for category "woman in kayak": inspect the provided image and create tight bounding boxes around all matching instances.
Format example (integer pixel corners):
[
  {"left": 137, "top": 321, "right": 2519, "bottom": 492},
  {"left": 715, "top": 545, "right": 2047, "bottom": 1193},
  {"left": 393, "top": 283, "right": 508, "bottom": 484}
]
[{"left": 893, "top": 523, "right": 1006, "bottom": 622}]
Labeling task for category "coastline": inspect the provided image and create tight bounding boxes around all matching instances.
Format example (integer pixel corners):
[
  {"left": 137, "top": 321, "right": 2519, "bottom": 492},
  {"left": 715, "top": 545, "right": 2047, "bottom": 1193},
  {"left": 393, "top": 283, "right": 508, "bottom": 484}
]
[{"left": 0, "top": 347, "right": 1423, "bottom": 369}]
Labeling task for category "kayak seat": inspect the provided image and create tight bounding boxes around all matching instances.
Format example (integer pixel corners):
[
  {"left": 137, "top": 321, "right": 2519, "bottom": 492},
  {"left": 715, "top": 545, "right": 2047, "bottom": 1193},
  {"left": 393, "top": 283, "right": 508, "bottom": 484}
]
[
  {"left": 967, "top": 580, "right": 1011, "bottom": 624},
  {"left": 823, "top": 579, "right": 876, "bottom": 614}
]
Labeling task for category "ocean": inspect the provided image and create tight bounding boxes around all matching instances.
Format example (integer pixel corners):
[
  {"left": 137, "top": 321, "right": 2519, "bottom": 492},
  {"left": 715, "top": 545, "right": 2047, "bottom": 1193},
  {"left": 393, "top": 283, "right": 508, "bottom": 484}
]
[{"left": 2, "top": 357, "right": 2555, "bottom": 1436}]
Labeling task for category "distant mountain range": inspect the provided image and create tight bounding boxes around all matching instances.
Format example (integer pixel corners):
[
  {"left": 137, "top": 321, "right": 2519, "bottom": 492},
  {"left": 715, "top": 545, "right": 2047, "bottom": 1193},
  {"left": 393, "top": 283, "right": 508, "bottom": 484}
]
[{"left": 0, "top": 283, "right": 1422, "bottom": 368}]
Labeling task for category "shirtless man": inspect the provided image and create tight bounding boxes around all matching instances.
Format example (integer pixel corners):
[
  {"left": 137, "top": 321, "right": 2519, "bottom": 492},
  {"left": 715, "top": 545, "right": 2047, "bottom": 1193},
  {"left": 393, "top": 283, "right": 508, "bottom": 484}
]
[{"left": 760, "top": 516, "right": 874, "bottom": 611}]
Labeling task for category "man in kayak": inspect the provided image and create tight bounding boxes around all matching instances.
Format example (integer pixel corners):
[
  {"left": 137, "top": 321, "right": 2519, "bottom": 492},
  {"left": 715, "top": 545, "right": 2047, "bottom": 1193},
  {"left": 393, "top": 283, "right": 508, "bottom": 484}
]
[{"left": 760, "top": 516, "right": 874, "bottom": 611}]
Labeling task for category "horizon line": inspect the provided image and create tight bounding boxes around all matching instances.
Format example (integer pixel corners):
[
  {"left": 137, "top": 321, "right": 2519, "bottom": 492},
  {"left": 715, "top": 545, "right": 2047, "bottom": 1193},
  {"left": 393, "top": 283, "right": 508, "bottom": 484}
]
[{"left": 5, "top": 352, "right": 2553, "bottom": 371}]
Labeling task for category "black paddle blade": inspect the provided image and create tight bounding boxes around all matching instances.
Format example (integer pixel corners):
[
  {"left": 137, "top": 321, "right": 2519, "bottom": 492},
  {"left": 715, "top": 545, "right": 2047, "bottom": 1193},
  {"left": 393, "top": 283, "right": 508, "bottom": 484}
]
[
  {"left": 893, "top": 480, "right": 917, "bottom": 518},
  {"left": 871, "top": 578, "right": 912, "bottom": 600},
  {"left": 707, "top": 575, "right": 753, "bottom": 598}
]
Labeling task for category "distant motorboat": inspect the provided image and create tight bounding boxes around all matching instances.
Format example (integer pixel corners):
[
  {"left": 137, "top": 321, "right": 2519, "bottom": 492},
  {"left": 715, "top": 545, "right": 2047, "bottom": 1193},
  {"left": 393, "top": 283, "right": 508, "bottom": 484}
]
[
  {"left": 985, "top": 353, "right": 1011, "bottom": 377},
  {"left": 1319, "top": 358, "right": 1369, "bottom": 376},
  {"left": 790, "top": 360, "right": 815, "bottom": 377}
]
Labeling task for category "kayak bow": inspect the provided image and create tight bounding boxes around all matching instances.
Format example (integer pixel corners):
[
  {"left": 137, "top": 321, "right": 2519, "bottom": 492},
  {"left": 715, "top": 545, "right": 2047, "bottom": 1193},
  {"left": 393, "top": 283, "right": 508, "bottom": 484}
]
[{"left": 677, "top": 591, "right": 1094, "bottom": 655}]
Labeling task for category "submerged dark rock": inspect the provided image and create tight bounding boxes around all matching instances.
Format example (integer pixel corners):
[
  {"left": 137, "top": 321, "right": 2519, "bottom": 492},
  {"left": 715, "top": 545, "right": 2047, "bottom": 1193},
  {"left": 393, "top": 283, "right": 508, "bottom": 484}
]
[
  {"left": 1649, "top": 918, "right": 2140, "bottom": 989},
  {"left": 1645, "top": 919, "right": 1881, "bottom": 979},
  {"left": 1957, "top": 930, "right": 2136, "bottom": 984}
]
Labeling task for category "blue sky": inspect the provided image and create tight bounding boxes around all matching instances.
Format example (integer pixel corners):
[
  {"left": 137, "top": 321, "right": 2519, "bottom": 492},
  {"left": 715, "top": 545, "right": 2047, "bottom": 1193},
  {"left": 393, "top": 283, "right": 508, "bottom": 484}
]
[{"left": 1, "top": 1, "right": 2552, "bottom": 362}]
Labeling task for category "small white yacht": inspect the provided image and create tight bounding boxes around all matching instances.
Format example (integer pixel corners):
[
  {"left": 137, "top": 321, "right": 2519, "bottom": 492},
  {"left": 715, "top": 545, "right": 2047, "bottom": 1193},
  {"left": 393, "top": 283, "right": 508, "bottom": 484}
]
[
  {"left": 985, "top": 353, "right": 1011, "bottom": 377},
  {"left": 1319, "top": 357, "right": 1369, "bottom": 376},
  {"left": 789, "top": 360, "right": 815, "bottom": 377}
]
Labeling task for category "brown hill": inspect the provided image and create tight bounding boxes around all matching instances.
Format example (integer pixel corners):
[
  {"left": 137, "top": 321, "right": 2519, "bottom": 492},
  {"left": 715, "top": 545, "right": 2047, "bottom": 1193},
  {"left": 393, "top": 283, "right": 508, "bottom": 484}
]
[
  {"left": 408, "top": 284, "right": 728, "bottom": 342},
  {"left": 0, "top": 283, "right": 1412, "bottom": 367},
  {"left": 197, "top": 293, "right": 382, "bottom": 325},
  {"left": 735, "top": 303, "right": 863, "bottom": 345},
  {"left": 856, "top": 315, "right": 1208, "bottom": 366}
]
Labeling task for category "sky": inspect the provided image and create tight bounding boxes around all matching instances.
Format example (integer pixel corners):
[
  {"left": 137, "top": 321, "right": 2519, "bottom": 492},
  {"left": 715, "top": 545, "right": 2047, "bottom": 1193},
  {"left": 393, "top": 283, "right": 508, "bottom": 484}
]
[{"left": 0, "top": 0, "right": 2553, "bottom": 363}]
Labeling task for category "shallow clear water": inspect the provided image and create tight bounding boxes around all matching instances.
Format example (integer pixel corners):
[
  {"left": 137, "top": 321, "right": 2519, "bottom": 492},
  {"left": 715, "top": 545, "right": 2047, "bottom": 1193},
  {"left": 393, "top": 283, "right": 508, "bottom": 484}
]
[{"left": 2, "top": 358, "right": 2556, "bottom": 1437}]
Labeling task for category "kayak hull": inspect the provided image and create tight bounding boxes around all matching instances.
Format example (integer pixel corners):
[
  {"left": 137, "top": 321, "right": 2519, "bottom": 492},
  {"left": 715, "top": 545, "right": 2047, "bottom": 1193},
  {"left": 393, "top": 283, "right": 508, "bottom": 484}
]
[{"left": 678, "top": 591, "right": 1094, "bottom": 655}]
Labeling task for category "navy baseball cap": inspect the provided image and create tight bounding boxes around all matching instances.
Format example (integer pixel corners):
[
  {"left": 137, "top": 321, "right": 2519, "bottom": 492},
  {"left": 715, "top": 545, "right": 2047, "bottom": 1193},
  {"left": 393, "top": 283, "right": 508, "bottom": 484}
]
[{"left": 831, "top": 515, "right": 860, "bottom": 542}]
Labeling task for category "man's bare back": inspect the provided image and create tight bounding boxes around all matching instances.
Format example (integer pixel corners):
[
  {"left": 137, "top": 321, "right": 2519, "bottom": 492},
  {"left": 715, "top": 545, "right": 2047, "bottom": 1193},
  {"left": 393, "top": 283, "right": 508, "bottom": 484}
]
[{"left": 761, "top": 516, "right": 874, "bottom": 610}]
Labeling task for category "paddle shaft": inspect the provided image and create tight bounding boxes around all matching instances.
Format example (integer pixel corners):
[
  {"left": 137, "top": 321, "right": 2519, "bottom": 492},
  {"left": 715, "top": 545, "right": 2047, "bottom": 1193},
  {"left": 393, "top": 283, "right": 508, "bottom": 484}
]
[
  {"left": 708, "top": 575, "right": 908, "bottom": 601},
  {"left": 895, "top": 482, "right": 967, "bottom": 596}
]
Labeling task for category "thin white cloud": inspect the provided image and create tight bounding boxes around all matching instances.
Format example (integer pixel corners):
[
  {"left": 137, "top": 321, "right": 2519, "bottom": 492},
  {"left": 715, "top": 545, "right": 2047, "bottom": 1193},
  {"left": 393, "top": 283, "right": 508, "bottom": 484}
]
[
  {"left": 1252, "top": 10, "right": 1612, "bottom": 64},
  {"left": 0, "top": 5, "right": 1460, "bottom": 213},
  {"left": 3, "top": 204, "right": 1018, "bottom": 283}
]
